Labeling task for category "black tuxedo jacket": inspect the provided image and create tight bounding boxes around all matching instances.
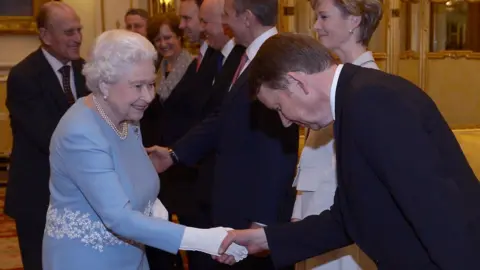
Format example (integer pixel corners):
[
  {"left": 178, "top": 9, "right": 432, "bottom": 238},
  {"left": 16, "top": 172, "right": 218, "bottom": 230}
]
[
  {"left": 4, "top": 48, "right": 88, "bottom": 220},
  {"left": 173, "top": 64, "right": 299, "bottom": 229},
  {"left": 265, "top": 64, "right": 480, "bottom": 270}
]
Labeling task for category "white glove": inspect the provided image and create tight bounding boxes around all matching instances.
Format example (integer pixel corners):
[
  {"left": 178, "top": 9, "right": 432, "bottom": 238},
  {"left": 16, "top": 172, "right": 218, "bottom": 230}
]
[
  {"left": 180, "top": 227, "right": 248, "bottom": 262},
  {"left": 152, "top": 199, "right": 169, "bottom": 220}
]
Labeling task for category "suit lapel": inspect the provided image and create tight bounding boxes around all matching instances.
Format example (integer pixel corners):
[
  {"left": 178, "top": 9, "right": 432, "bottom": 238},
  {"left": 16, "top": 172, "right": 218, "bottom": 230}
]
[
  {"left": 214, "top": 45, "right": 245, "bottom": 85},
  {"left": 334, "top": 63, "right": 359, "bottom": 124},
  {"left": 35, "top": 49, "right": 70, "bottom": 112},
  {"left": 198, "top": 47, "right": 215, "bottom": 73},
  {"left": 222, "top": 66, "right": 250, "bottom": 107}
]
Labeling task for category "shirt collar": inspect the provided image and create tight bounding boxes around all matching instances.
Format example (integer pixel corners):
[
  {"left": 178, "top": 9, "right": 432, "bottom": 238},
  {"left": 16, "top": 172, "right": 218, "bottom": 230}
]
[
  {"left": 329, "top": 64, "right": 344, "bottom": 120},
  {"left": 352, "top": 51, "right": 378, "bottom": 69},
  {"left": 221, "top": 39, "right": 236, "bottom": 59},
  {"left": 245, "top": 27, "right": 278, "bottom": 61},
  {"left": 41, "top": 47, "right": 71, "bottom": 72},
  {"left": 199, "top": 41, "right": 209, "bottom": 57}
]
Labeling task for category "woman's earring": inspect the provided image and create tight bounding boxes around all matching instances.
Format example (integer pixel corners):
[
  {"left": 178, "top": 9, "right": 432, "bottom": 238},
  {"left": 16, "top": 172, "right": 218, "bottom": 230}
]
[
  {"left": 349, "top": 29, "right": 354, "bottom": 34},
  {"left": 103, "top": 95, "right": 107, "bottom": 100}
]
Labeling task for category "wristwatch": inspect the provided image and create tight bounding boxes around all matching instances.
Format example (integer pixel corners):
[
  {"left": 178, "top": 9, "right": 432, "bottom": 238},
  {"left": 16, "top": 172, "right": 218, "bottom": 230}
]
[{"left": 167, "top": 148, "right": 179, "bottom": 165}]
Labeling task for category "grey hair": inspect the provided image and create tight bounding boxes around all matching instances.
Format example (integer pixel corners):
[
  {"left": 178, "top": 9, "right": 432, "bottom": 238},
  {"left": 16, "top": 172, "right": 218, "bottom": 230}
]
[{"left": 82, "top": 29, "right": 157, "bottom": 93}]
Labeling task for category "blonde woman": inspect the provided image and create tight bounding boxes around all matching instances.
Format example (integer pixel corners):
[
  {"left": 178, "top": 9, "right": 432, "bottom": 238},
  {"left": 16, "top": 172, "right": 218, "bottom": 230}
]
[{"left": 292, "top": 0, "right": 383, "bottom": 269}]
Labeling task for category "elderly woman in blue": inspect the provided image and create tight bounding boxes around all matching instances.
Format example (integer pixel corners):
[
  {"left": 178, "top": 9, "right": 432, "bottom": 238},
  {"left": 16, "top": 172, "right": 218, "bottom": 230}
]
[{"left": 42, "top": 29, "right": 246, "bottom": 270}]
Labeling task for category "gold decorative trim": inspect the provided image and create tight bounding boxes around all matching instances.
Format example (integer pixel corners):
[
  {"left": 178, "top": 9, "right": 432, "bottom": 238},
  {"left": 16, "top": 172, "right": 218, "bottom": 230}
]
[
  {"left": 427, "top": 51, "right": 480, "bottom": 60},
  {"left": 400, "top": 0, "right": 420, "bottom": 3},
  {"left": 400, "top": 50, "right": 420, "bottom": 60},
  {"left": 451, "top": 125, "right": 480, "bottom": 130},
  {"left": 373, "top": 52, "right": 388, "bottom": 60},
  {"left": 331, "top": 52, "right": 387, "bottom": 61},
  {"left": 0, "top": 17, "right": 37, "bottom": 34},
  {"left": 0, "top": 0, "right": 51, "bottom": 34},
  {"left": 429, "top": 0, "right": 480, "bottom": 3},
  {"left": 100, "top": 0, "right": 106, "bottom": 32},
  {"left": 0, "top": 63, "right": 14, "bottom": 80}
]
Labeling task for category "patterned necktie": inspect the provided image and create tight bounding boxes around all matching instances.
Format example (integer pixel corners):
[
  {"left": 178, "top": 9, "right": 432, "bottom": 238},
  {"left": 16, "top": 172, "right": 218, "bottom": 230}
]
[
  {"left": 58, "top": 65, "right": 75, "bottom": 106},
  {"left": 231, "top": 53, "right": 248, "bottom": 85}
]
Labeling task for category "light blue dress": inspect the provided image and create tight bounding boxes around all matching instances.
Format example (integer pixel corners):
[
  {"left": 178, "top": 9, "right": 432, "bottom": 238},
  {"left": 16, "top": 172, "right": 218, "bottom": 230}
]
[{"left": 43, "top": 97, "right": 186, "bottom": 270}]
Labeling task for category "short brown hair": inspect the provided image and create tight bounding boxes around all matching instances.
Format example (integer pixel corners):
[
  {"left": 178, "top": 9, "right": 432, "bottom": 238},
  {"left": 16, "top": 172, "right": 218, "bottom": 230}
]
[
  {"left": 233, "top": 0, "right": 277, "bottom": 26},
  {"left": 125, "top": 8, "right": 149, "bottom": 20},
  {"left": 180, "top": 0, "right": 204, "bottom": 7},
  {"left": 249, "top": 33, "right": 335, "bottom": 95},
  {"left": 147, "top": 13, "right": 183, "bottom": 44},
  {"left": 312, "top": 0, "right": 383, "bottom": 46}
]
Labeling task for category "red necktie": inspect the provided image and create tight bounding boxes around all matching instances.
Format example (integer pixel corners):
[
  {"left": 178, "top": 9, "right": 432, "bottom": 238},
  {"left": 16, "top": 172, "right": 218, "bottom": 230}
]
[
  {"left": 196, "top": 53, "right": 203, "bottom": 72},
  {"left": 231, "top": 53, "right": 248, "bottom": 85}
]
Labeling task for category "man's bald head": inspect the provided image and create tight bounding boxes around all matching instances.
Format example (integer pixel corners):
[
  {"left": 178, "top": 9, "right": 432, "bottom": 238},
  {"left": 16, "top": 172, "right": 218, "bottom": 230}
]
[
  {"left": 201, "top": 0, "right": 225, "bottom": 18},
  {"left": 200, "top": 0, "right": 231, "bottom": 50},
  {"left": 36, "top": 1, "right": 78, "bottom": 30},
  {"left": 37, "top": 2, "right": 83, "bottom": 63}
]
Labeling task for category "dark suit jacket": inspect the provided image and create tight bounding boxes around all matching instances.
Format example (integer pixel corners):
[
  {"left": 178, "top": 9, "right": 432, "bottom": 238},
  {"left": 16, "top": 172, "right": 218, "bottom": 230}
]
[
  {"left": 173, "top": 65, "right": 299, "bottom": 230},
  {"left": 194, "top": 45, "right": 246, "bottom": 218},
  {"left": 141, "top": 47, "right": 223, "bottom": 218},
  {"left": 4, "top": 48, "right": 88, "bottom": 220},
  {"left": 265, "top": 64, "right": 480, "bottom": 270}
]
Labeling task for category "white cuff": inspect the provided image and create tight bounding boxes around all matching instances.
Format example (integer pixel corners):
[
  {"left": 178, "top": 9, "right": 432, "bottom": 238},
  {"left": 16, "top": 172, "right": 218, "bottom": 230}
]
[
  {"left": 180, "top": 227, "right": 248, "bottom": 262},
  {"left": 152, "top": 199, "right": 169, "bottom": 220},
  {"left": 291, "top": 194, "right": 303, "bottom": 220}
]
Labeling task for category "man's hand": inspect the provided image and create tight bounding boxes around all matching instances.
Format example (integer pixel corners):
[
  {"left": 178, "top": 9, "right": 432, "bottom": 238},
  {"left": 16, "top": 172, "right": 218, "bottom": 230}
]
[
  {"left": 217, "top": 229, "right": 269, "bottom": 258},
  {"left": 250, "top": 222, "right": 265, "bottom": 229},
  {"left": 145, "top": 146, "right": 173, "bottom": 173}
]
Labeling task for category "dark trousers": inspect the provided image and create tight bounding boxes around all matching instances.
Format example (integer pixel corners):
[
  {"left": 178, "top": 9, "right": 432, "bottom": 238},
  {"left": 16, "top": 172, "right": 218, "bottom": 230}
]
[{"left": 15, "top": 216, "right": 46, "bottom": 270}]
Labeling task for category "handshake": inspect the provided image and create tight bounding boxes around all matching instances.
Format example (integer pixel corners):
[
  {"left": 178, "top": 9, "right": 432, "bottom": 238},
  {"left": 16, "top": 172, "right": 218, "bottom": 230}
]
[
  {"left": 147, "top": 148, "right": 271, "bottom": 265},
  {"left": 152, "top": 199, "right": 269, "bottom": 265},
  {"left": 213, "top": 228, "right": 270, "bottom": 265},
  {"left": 180, "top": 227, "right": 270, "bottom": 266}
]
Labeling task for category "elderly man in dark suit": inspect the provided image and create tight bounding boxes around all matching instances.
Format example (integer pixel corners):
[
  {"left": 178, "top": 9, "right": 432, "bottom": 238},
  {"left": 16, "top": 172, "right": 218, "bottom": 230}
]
[
  {"left": 4, "top": 2, "right": 88, "bottom": 270},
  {"left": 215, "top": 33, "right": 480, "bottom": 270}
]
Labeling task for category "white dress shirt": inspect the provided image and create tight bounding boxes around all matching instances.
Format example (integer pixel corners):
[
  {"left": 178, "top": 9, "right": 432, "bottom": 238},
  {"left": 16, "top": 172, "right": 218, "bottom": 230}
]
[
  {"left": 239, "top": 27, "right": 278, "bottom": 76},
  {"left": 220, "top": 39, "right": 236, "bottom": 65},
  {"left": 42, "top": 48, "right": 78, "bottom": 99},
  {"left": 228, "top": 27, "right": 278, "bottom": 91},
  {"left": 329, "top": 64, "right": 343, "bottom": 121},
  {"left": 198, "top": 41, "right": 209, "bottom": 65},
  {"left": 212, "top": 39, "right": 236, "bottom": 85}
]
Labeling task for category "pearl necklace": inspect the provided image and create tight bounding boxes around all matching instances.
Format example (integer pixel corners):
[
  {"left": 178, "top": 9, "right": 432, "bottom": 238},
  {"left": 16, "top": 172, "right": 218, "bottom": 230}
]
[{"left": 92, "top": 95, "right": 128, "bottom": 140}]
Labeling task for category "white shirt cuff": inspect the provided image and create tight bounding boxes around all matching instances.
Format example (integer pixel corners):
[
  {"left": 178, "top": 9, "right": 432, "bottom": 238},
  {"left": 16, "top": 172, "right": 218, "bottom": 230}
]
[{"left": 180, "top": 227, "right": 248, "bottom": 262}]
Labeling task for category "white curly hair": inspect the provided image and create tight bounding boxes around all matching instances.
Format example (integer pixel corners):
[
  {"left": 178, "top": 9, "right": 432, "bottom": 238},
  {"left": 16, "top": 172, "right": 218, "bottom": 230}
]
[{"left": 82, "top": 29, "right": 157, "bottom": 94}]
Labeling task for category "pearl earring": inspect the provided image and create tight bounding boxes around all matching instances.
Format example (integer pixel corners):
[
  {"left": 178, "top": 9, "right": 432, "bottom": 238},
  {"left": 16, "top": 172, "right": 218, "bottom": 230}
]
[
  {"left": 349, "top": 29, "right": 354, "bottom": 34},
  {"left": 103, "top": 95, "right": 107, "bottom": 100}
]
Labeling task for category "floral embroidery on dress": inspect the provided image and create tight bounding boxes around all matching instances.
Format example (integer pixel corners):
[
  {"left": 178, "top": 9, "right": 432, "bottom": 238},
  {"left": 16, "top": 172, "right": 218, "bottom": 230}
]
[
  {"left": 143, "top": 200, "right": 154, "bottom": 217},
  {"left": 45, "top": 201, "right": 152, "bottom": 252}
]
